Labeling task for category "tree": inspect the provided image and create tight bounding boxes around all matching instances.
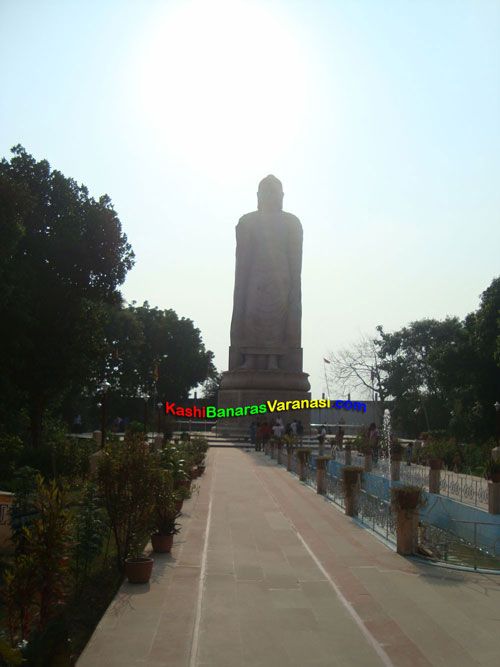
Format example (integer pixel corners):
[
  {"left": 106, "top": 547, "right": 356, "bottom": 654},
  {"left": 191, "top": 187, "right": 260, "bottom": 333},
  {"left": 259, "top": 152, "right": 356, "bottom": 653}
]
[
  {"left": 326, "top": 335, "right": 387, "bottom": 410},
  {"left": 464, "top": 277, "right": 500, "bottom": 438},
  {"left": 201, "top": 371, "right": 223, "bottom": 404},
  {"left": 88, "top": 301, "right": 215, "bottom": 405},
  {"left": 0, "top": 146, "right": 134, "bottom": 447},
  {"left": 375, "top": 318, "right": 468, "bottom": 434}
]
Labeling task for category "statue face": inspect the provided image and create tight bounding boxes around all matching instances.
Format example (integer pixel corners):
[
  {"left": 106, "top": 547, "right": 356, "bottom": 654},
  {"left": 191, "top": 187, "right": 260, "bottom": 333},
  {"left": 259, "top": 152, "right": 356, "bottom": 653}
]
[{"left": 257, "top": 175, "right": 283, "bottom": 212}]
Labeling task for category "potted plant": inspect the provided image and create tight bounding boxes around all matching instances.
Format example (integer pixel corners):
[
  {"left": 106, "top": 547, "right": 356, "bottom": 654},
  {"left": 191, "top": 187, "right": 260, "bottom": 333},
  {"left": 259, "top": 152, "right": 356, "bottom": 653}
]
[
  {"left": 429, "top": 458, "right": 442, "bottom": 470},
  {"left": 124, "top": 554, "right": 154, "bottom": 583},
  {"left": 150, "top": 470, "right": 181, "bottom": 553},
  {"left": 98, "top": 438, "right": 157, "bottom": 574},
  {"left": 174, "top": 483, "right": 192, "bottom": 514},
  {"left": 485, "top": 459, "right": 500, "bottom": 483},
  {"left": 341, "top": 466, "right": 363, "bottom": 493},
  {"left": 160, "top": 445, "right": 190, "bottom": 490},
  {"left": 390, "top": 485, "right": 427, "bottom": 511}
]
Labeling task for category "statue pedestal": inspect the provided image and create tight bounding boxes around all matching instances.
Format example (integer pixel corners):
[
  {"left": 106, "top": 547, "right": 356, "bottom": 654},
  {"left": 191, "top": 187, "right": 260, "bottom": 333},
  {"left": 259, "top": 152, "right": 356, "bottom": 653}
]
[{"left": 217, "top": 385, "right": 311, "bottom": 437}]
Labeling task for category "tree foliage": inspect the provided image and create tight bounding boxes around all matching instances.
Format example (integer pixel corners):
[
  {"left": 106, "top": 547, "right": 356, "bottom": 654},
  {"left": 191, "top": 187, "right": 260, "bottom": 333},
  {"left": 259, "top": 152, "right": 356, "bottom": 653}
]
[
  {"left": 325, "top": 276, "right": 500, "bottom": 441},
  {"left": 89, "top": 301, "right": 215, "bottom": 403},
  {"left": 0, "top": 146, "right": 134, "bottom": 446}
]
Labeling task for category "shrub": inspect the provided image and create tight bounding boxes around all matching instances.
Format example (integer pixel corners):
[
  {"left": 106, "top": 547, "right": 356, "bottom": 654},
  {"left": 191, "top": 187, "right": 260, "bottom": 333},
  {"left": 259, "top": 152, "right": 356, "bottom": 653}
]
[
  {"left": 390, "top": 485, "right": 427, "bottom": 511},
  {"left": 2, "top": 478, "right": 74, "bottom": 645},
  {"left": 73, "top": 483, "right": 108, "bottom": 589},
  {"left": 97, "top": 438, "right": 157, "bottom": 568},
  {"left": 150, "top": 470, "right": 180, "bottom": 537},
  {"left": 341, "top": 466, "right": 363, "bottom": 495}
]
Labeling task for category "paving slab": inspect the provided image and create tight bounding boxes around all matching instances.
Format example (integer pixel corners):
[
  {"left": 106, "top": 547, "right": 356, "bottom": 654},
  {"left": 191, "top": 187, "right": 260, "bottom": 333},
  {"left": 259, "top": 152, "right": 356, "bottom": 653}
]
[{"left": 79, "top": 446, "right": 500, "bottom": 667}]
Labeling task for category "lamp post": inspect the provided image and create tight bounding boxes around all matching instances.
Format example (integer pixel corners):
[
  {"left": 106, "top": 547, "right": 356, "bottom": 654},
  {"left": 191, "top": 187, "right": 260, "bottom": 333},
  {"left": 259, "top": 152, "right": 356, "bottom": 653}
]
[
  {"left": 143, "top": 393, "right": 150, "bottom": 437},
  {"left": 157, "top": 401, "right": 163, "bottom": 436},
  {"left": 495, "top": 401, "right": 500, "bottom": 447},
  {"left": 100, "top": 380, "right": 111, "bottom": 448}
]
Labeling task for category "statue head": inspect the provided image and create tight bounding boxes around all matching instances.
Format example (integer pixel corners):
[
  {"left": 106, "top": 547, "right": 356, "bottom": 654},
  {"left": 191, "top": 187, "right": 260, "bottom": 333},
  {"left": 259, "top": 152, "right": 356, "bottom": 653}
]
[{"left": 257, "top": 175, "right": 283, "bottom": 213}]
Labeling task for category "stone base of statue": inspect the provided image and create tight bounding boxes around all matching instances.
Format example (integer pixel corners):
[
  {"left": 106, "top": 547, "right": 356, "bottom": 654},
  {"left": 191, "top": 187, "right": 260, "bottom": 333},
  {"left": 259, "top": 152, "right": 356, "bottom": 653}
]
[{"left": 218, "top": 370, "right": 310, "bottom": 438}]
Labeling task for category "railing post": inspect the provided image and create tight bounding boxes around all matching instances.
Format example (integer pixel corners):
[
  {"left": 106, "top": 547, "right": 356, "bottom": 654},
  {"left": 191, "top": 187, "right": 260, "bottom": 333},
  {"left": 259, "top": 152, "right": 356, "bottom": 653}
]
[
  {"left": 364, "top": 449, "right": 373, "bottom": 473},
  {"left": 296, "top": 449, "right": 310, "bottom": 482},
  {"left": 396, "top": 509, "right": 418, "bottom": 555},
  {"left": 342, "top": 467, "right": 362, "bottom": 516},
  {"left": 488, "top": 482, "right": 500, "bottom": 514},
  {"left": 277, "top": 441, "right": 283, "bottom": 465},
  {"left": 316, "top": 457, "right": 331, "bottom": 495},
  {"left": 391, "top": 459, "right": 401, "bottom": 481},
  {"left": 428, "top": 459, "right": 442, "bottom": 494},
  {"left": 270, "top": 440, "right": 275, "bottom": 459},
  {"left": 286, "top": 446, "right": 293, "bottom": 471}
]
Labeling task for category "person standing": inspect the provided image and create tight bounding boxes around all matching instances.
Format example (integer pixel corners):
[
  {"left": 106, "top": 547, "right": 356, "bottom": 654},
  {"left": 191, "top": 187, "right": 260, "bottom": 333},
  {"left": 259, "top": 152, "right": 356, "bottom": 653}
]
[
  {"left": 272, "top": 420, "right": 284, "bottom": 439},
  {"left": 297, "top": 420, "right": 304, "bottom": 444},
  {"left": 406, "top": 442, "right": 413, "bottom": 466}
]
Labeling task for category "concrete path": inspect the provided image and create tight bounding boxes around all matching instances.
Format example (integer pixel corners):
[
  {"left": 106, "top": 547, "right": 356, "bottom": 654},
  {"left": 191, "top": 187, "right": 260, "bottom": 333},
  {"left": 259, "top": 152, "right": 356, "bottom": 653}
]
[{"left": 78, "top": 447, "right": 500, "bottom": 667}]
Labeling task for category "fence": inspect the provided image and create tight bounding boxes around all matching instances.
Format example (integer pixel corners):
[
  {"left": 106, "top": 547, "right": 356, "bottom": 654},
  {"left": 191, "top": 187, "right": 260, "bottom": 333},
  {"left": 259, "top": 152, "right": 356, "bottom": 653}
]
[{"left": 264, "top": 445, "right": 500, "bottom": 571}]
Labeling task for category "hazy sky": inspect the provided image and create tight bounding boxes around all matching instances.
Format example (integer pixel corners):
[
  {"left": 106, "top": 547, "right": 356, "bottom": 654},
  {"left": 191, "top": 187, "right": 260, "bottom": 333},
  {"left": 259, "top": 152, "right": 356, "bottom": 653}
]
[{"left": 1, "top": 0, "right": 499, "bottom": 398}]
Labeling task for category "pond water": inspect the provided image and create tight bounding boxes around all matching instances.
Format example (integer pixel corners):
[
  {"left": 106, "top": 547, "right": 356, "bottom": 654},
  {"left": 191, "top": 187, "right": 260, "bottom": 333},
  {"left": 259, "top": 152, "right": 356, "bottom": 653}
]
[{"left": 419, "top": 523, "right": 500, "bottom": 571}]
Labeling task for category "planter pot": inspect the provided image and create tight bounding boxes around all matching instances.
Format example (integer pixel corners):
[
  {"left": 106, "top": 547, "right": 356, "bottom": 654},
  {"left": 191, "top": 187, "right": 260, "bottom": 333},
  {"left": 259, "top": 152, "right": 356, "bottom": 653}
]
[
  {"left": 393, "top": 490, "right": 420, "bottom": 510},
  {"left": 189, "top": 468, "right": 198, "bottom": 480},
  {"left": 125, "top": 557, "right": 153, "bottom": 583},
  {"left": 343, "top": 470, "right": 362, "bottom": 485},
  {"left": 180, "top": 479, "right": 191, "bottom": 490},
  {"left": 197, "top": 465, "right": 206, "bottom": 476},
  {"left": 175, "top": 499, "right": 184, "bottom": 514},
  {"left": 429, "top": 458, "right": 442, "bottom": 470},
  {"left": 490, "top": 472, "right": 500, "bottom": 483},
  {"left": 151, "top": 533, "right": 174, "bottom": 553}
]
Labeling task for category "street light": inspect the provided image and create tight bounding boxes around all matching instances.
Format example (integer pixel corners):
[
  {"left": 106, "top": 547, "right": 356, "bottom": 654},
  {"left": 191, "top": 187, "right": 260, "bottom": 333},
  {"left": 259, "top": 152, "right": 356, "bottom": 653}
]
[
  {"left": 143, "top": 393, "right": 150, "bottom": 436},
  {"left": 157, "top": 401, "right": 163, "bottom": 436},
  {"left": 495, "top": 401, "right": 500, "bottom": 447},
  {"left": 100, "top": 380, "right": 111, "bottom": 447}
]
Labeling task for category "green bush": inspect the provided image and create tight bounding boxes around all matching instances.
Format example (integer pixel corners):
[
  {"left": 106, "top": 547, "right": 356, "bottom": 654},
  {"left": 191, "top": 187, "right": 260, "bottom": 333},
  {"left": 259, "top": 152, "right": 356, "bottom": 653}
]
[{"left": 97, "top": 438, "right": 158, "bottom": 568}]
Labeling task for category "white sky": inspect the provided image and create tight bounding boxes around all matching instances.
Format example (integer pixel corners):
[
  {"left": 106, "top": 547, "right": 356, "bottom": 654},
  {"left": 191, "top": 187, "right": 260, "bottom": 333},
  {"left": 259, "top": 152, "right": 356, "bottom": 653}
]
[{"left": 1, "top": 0, "right": 499, "bottom": 398}]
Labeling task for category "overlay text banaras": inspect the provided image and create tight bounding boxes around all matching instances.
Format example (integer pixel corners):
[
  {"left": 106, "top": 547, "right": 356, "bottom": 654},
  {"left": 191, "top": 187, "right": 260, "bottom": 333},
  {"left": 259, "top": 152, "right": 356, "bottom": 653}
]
[{"left": 165, "top": 399, "right": 367, "bottom": 419}]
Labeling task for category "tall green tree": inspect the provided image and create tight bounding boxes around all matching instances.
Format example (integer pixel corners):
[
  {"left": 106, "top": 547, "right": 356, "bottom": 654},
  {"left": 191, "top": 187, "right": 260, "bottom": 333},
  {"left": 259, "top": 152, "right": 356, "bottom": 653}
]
[
  {"left": 91, "top": 301, "right": 215, "bottom": 404},
  {"left": 465, "top": 277, "right": 500, "bottom": 437},
  {"left": 0, "top": 146, "right": 134, "bottom": 446},
  {"left": 375, "top": 318, "right": 471, "bottom": 435}
]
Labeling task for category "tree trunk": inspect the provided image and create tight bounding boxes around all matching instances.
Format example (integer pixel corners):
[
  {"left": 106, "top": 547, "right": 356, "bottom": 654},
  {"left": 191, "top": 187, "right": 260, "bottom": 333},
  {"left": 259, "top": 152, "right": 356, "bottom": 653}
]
[{"left": 29, "top": 395, "right": 45, "bottom": 448}]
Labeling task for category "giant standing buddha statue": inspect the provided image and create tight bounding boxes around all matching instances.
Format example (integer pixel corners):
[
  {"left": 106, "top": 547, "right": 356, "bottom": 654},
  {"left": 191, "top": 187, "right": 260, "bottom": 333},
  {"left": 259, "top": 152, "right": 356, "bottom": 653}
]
[{"left": 218, "top": 175, "right": 311, "bottom": 435}]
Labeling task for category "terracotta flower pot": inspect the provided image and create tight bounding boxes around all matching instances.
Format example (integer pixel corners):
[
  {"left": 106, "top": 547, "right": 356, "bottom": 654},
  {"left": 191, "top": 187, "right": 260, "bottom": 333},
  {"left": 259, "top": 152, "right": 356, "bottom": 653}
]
[
  {"left": 151, "top": 533, "right": 174, "bottom": 553},
  {"left": 343, "top": 470, "right": 361, "bottom": 485},
  {"left": 125, "top": 557, "right": 153, "bottom": 583},
  {"left": 394, "top": 490, "right": 420, "bottom": 510},
  {"left": 429, "top": 458, "right": 442, "bottom": 470},
  {"left": 175, "top": 499, "right": 184, "bottom": 514}
]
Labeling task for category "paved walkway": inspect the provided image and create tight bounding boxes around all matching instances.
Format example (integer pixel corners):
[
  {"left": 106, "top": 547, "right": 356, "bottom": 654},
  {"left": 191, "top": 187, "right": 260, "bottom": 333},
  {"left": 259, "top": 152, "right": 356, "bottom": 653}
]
[{"left": 78, "top": 447, "right": 500, "bottom": 666}]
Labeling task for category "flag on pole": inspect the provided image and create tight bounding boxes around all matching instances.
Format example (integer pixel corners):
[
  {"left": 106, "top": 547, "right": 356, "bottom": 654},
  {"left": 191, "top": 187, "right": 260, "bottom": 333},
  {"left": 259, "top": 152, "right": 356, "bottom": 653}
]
[{"left": 323, "top": 358, "right": 330, "bottom": 364}]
